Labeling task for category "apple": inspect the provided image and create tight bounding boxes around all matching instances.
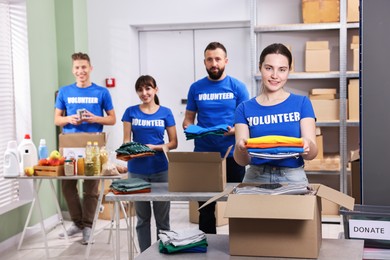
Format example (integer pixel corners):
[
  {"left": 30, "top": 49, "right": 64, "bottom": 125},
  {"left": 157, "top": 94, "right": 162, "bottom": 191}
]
[
  {"left": 59, "top": 156, "right": 65, "bottom": 165},
  {"left": 24, "top": 167, "right": 34, "bottom": 176},
  {"left": 50, "top": 150, "right": 61, "bottom": 160},
  {"left": 38, "top": 158, "right": 49, "bottom": 166},
  {"left": 48, "top": 158, "right": 60, "bottom": 166}
]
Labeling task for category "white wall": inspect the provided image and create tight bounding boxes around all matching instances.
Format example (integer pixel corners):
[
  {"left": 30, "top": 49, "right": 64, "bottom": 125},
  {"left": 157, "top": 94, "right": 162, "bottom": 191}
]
[{"left": 86, "top": 0, "right": 251, "bottom": 151}]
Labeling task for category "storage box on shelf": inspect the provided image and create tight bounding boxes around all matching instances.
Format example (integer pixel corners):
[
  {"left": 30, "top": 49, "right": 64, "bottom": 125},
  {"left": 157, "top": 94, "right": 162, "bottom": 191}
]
[
  {"left": 305, "top": 41, "right": 331, "bottom": 72},
  {"left": 202, "top": 183, "right": 354, "bottom": 258},
  {"left": 351, "top": 35, "right": 359, "bottom": 71},
  {"left": 347, "top": 0, "right": 359, "bottom": 22},
  {"left": 302, "top": 0, "right": 340, "bottom": 23},
  {"left": 348, "top": 79, "right": 359, "bottom": 121}
]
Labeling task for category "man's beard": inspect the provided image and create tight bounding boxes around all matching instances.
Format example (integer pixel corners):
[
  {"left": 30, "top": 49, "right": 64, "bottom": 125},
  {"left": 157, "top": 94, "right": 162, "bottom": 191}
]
[{"left": 206, "top": 67, "right": 225, "bottom": 80}]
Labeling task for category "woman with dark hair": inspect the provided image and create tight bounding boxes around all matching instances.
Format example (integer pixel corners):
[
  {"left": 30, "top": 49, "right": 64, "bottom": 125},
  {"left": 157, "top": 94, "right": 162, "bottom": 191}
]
[
  {"left": 234, "top": 43, "right": 317, "bottom": 184},
  {"left": 121, "top": 75, "right": 178, "bottom": 252}
]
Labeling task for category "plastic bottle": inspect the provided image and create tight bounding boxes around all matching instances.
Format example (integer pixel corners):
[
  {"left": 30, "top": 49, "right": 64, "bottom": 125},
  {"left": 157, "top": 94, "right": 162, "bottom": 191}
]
[
  {"left": 17, "top": 134, "right": 38, "bottom": 172},
  {"left": 77, "top": 155, "right": 85, "bottom": 175},
  {"left": 3, "top": 140, "right": 20, "bottom": 177},
  {"left": 38, "top": 139, "right": 48, "bottom": 160},
  {"left": 92, "top": 141, "right": 101, "bottom": 175},
  {"left": 84, "top": 141, "right": 94, "bottom": 176}
]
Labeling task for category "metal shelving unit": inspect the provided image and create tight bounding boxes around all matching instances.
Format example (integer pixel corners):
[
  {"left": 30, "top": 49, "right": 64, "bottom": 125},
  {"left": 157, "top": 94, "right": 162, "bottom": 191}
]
[{"left": 250, "top": 0, "right": 359, "bottom": 194}]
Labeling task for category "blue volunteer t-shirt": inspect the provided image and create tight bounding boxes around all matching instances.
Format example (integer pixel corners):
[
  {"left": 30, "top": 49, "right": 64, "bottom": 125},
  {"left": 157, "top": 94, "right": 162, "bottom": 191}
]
[
  {"left": 186, "top": 75, "right": 249, "bottom": 156},
  {"left": 121, "top": 105, "right": 176, "bottom": 175},
  {"left": 235, "top": 94, "right": 315, "bottom": 167},
  {"left": 55, "top": 83, "right": 114, "bottom": 133}
]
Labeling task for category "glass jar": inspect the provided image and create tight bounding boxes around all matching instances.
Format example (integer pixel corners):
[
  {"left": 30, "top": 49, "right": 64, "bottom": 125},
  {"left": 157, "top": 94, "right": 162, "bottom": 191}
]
[
  {"left": 77, "top": 155, "right": 84, "bottom": 175},
  {"left": 64, "top": 159, "right": 75, "bottom": 176}
]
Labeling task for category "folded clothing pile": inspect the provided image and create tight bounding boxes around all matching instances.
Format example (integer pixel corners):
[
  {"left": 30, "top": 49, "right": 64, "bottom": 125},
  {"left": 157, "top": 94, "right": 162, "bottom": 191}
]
[
  {"left": 109, "top": 177, "right": 151, "bottom": 195},
  {"left": 184, "top": 124, "right": 228, "bottom": 140},
  {"left": 246, "top": 135, "right": 304, "bottom": 159},
  {"left": 233, "top": 183, "right": 313, "bottom": 195},
  {"left": 115, "top": 142, "right": 156, "bottom": 161},
  {"left": 158, "top": 229, "right": 208, "bottom": 254}
]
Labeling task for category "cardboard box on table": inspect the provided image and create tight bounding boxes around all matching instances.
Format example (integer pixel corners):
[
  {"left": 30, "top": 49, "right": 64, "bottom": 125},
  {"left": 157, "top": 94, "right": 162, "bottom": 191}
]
[
  {"left": 201, "top": 183, "right": 354, "bottom": 258},
  {"left": 166, "top": 146, "right": 231, "bottom": 192},
  {"left": 59, "top": 132, "right": 106, "bottom": 157}
]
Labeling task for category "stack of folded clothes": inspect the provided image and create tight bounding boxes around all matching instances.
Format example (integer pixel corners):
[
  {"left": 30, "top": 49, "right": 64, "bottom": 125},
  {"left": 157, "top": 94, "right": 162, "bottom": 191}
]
[
  {"left": 233, "top": 183, "right": 313, "bottom": 195},
  {"left": 115, "top": 142, "right": 156, "bottom": 161},
  {"left": 158, "top": 229, "right": 208, "bottom": 254},
  {"left": 109, "top": 177, "right": 151, "bottom": 195},
  {"left": 184, "top": 124, "right": 228, "bottom": 140},
  {"left": 246, "top": 135, "right": 304, "bottom": 159}
]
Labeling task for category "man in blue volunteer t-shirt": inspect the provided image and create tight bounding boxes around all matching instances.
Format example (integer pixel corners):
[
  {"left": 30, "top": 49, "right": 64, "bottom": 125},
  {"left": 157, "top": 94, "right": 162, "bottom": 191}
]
[
  {"left": 182, "top": 42, "right": 249, "bottom": 234},
  {"left": 54, "top": 52, "right": 116, "bottom": 244}
]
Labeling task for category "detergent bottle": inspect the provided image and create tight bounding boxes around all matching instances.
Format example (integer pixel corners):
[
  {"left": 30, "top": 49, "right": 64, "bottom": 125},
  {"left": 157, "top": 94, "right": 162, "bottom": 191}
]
[
  {"left": 3, "top": 140, "right": 20, "bottom": 177},
  {"left": 17, "top": 134, "right": 38, "bottom": 172}
]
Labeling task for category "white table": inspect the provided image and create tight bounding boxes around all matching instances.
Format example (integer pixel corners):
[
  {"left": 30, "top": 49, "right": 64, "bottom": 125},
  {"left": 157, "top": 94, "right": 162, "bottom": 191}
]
[
  {"left": 137, "top": 234, "right": 365, "bottom": 260},
  {"left": 105, "top": 183, "right": 235, "bottom": 260},
  {"left": 6, "top": 174, "right": 123, "bottom": 259}
]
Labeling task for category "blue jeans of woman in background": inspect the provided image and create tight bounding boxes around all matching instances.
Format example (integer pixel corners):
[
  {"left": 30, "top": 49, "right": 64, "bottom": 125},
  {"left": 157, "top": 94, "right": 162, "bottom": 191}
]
[{"left": 130, "top": 171, "right": 170, "bottom": 252}]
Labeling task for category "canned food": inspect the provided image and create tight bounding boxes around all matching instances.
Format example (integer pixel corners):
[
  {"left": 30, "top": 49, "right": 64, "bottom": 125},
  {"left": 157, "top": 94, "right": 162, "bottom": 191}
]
[{"left": 77, "top": 108, "right": 87, "bottom": 120}]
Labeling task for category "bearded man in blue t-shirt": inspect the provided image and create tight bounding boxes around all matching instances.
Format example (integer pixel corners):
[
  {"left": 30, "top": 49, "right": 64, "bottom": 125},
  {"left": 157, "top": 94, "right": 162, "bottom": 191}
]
[{"left": 182, "top": 42, "right": 249, "bottom": 234}]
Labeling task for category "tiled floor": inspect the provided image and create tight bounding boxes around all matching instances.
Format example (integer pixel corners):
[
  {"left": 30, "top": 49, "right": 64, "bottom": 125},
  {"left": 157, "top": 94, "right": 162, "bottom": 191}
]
[{"left": 0, "top": 202, "right": 361, "bottom": 260}]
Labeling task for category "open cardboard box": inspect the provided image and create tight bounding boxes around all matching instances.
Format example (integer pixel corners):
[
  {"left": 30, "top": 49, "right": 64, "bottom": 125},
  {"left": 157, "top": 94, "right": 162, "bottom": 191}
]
[
  {"left": 200, "top": 183, "right": 354, "bottom": 258},
  {"left": 59, "top": 132, "right": 106, "bottom": 158},
  {"left": 165, "top": 146, "right": 231, "bottom": 192}
]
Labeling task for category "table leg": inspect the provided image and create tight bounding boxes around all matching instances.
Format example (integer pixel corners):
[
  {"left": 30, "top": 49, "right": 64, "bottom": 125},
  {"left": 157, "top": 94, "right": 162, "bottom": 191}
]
[
  {"left": 129, "top": 202, "right": 134, "bottom": 260},
  {"left": 17, "top": 179, "right": 50, "bottom": 257},
  {"left": 49, "top": 179, "right": 69, "bottom": 242},
  {"left": 115, "top": 201, "right": 120, "bottom": 259},
  {"left": 84, "top": 179, "right": 105, "bottom": 259}
]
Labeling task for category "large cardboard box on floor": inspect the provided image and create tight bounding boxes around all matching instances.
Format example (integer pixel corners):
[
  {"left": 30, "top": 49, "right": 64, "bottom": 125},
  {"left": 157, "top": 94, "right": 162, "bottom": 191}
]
[
  {"left": 189, "top": 201, "right": 228, "bottom": 226},
  {"left": 302, "top": 0, "right": 340, "bottom": 23},
  {"left": 305, "top": 41, "right": 330, "bottom": 72},
  {"left": 201, "top": 183, "right": 354, "bottom": 258},
  {"left": 59, "top": 132, "right": 106, "bottom": 158},
  {"left": 166, "top": 147, "right": 230, "bottom": 192}
]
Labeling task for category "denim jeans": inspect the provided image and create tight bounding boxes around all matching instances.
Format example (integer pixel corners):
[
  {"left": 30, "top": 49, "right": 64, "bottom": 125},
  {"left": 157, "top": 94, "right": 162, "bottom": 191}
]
[
  {"left": 243, "top": 164, "right": 308, "bottom": 185},
  {"left": 130, "top": 171, "right": 170, "bottom": 252}
]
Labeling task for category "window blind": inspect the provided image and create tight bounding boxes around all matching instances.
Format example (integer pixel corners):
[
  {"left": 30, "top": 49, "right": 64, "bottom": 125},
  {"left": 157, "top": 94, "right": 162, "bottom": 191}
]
[{"left": 0, "top": 1, "right": 20, "bottom": 207}]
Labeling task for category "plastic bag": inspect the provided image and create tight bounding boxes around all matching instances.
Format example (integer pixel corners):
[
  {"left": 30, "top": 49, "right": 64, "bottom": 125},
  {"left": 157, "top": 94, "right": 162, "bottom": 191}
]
[{"left": 101, "top": 149, "right": 120, "bottom": 176}]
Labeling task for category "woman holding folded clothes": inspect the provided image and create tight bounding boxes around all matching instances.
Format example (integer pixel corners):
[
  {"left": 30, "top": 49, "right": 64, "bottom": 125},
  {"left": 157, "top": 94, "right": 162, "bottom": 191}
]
[
  {"left": 234, "top": 43, "right": 318, "bottom": 185},
  {"left": 121, "top": 75, "right": 178, "bottom": 252}
]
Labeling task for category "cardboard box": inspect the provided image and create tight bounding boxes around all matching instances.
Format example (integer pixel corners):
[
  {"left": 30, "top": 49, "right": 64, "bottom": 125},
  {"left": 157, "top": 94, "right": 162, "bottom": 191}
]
[
  {"left": 304, "top": 154, "right": 340, "bottom": 171},
  {"left": 352, "top": 48, "right": 359, "bottom": 71},
  {"left": 348, "top": 79, "right": 359, "bottom": 120},
  {"left": 311, "top": 99, "right": 340, "bottom": 121},
  {"left": 302, "top": 0, "right": 340, "bottom": 23},
  {"left": 309, "top": 93, "right": 336, "bottom": 100},
  {"left": 202, "top": 183, "right": 354, "bottom": 258},
  {"left": 305, "top": 41, "right": 330, "bottom": 72},
  {"left": 310, "top": 88, "right": 336, "bottom": 95},
  {"left": 347, "top": 0, "right": 359, "bottom": 22},
  {"left": 58, "top": 132, "right": 106, "bottom": 158},
  {"left": 166, "top": 147, "right": 231, "bottom": 192},
  {"left": 189, "top": 201, "right": 228, "bottom": 226},
  {"left": 350, "top": 149, "right": 361, "bottom": 204},
  {"left": 315, "top": 135, "right": 324, "bottom": 159}
]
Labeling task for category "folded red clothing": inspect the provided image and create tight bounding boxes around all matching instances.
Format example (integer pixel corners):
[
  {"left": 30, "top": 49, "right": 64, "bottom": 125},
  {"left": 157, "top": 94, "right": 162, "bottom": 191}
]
[{"left": 110, "top": 188, "right": 151, "bottom": 195}]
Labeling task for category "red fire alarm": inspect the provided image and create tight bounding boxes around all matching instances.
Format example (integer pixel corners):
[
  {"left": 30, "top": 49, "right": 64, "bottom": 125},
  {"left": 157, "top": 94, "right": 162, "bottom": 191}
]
[{"left": 105, "top": 78, "right": 115, "bottom": 87}]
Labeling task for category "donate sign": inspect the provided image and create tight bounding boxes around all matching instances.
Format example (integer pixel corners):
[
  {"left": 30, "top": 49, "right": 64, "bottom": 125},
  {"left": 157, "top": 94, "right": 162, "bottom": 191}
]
[{"left": 349, "top": 219, "right": 390, "bottom": 240}]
